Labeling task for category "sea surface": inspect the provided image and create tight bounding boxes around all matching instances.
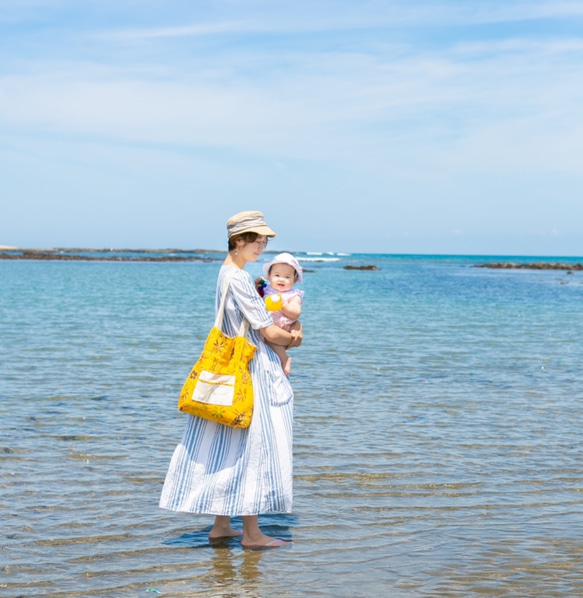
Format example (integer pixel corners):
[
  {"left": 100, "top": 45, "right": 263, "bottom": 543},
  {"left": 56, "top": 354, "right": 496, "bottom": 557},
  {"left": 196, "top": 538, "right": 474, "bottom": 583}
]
[{"left": 1, "top": 252, "right": 583, "bottom": 597}]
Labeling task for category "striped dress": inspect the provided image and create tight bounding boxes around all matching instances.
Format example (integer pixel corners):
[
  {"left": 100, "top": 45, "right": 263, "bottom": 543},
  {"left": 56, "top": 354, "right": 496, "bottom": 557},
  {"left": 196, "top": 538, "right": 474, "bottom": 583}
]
[{"left": 159, "top": 265, "right": 294, "bottom": 516}]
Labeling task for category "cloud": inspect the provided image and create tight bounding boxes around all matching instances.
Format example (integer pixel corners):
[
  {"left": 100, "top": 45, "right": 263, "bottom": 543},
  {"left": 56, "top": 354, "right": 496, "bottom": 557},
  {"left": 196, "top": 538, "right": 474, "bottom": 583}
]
[
  {"left": 87, "top": 0, "right": 583, "bottom": 41},
  {"left": 100, "top": 21, "right": 257, "bottom": 40},
  {"left": 452, "top": 37, "right": 583, "bottom": 56},
  {"left": 2, "top": 24, "right": 582, "bottom": 178},
  {"left": 2, "top": 1, "right": 583, "bottom": 249}
]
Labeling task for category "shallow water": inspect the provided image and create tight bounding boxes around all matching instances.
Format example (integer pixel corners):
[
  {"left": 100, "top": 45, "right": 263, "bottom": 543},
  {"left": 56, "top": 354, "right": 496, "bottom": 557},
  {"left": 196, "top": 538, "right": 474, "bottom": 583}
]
[{"left": 1, "top": 254, "right": 583, "bottom": 597}]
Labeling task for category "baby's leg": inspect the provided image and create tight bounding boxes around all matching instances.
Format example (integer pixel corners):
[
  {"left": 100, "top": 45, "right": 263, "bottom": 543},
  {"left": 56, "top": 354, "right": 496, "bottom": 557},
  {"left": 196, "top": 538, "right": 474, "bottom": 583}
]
[
  {"left": 280, "top": 321, "right": 301, "bottom": 375},
  {"left": 268, "top": 342, "right": 292, "bottom": 376}
]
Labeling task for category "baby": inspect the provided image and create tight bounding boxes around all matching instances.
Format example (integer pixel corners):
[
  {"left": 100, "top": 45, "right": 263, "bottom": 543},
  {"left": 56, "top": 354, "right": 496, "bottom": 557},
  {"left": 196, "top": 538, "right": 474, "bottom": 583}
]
[{"left": 258, "top": 252, "right": 304, "bottom": 376}]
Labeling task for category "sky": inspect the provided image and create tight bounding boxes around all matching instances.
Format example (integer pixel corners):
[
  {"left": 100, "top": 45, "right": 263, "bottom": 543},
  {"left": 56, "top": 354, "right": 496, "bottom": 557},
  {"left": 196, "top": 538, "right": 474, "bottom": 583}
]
[{"left": 1, "top": 0, "right": 582, "bottom": 255}]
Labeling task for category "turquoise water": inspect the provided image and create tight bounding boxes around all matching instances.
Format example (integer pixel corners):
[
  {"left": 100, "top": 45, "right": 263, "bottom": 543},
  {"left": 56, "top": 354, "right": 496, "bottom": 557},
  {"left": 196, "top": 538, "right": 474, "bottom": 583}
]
[{"left": 1, "top": 253, "right": 583, "bottom": 597}]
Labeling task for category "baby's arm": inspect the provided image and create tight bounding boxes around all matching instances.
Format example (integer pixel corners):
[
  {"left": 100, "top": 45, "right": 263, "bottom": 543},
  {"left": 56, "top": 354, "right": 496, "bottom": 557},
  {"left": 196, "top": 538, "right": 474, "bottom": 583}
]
[{"left": 280, "top": 295, "right": 302, "bottom": 321}]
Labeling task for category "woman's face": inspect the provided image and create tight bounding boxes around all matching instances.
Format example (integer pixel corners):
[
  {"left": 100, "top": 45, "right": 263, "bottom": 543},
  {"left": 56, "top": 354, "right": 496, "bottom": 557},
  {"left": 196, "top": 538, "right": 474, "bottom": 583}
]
[{"left": 238, "top": 235, "right": 268, "bottom": 262}]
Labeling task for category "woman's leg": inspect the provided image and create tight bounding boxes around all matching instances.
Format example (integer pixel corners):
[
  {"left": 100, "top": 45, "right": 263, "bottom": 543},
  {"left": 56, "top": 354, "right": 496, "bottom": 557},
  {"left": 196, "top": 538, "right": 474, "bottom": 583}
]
[
  {"left": 209, "top": 515, "right": 242, "bottom": 539},
  {"left": 241, "top": 515, "right": 292, "bottom": 548}
]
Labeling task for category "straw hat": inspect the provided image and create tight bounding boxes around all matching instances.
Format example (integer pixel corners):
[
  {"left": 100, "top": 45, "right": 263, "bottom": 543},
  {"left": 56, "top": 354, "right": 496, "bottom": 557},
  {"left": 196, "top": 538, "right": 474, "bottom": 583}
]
[{"left": 226, "top": 211, "right": 276, "bottom": 238}]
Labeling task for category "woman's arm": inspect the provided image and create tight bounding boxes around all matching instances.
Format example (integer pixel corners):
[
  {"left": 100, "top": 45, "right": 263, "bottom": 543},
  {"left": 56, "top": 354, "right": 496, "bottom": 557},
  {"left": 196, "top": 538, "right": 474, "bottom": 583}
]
[
  {"left": 225, "top": 270, "right": 302, "bottom": 348},
  {"left": 260, "top": 321, "right": 303, "bottom": 348}
]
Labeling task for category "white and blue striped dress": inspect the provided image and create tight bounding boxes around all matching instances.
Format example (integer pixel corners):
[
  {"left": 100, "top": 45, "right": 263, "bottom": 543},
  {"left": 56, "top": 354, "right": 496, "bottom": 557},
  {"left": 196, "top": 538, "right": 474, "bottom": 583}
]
[{"left": 159, "top": 265, "right": 294, "bottom": 516}]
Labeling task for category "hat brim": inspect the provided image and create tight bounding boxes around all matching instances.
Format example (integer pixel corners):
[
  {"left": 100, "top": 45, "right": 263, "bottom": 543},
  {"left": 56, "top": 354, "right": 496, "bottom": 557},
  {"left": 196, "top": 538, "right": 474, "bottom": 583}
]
[
  {"left": 263, "top": 253, "right": 303, "bottom": 282},
  {"left": 229, "top": 225, "right": 276, "bottom": 238}
]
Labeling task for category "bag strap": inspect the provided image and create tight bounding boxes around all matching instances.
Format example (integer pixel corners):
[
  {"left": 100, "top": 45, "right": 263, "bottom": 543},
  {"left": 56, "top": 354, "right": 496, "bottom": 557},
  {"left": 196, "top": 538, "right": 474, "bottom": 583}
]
[{"left": 214, "top": 270, "right": 250, "bottom": 338}]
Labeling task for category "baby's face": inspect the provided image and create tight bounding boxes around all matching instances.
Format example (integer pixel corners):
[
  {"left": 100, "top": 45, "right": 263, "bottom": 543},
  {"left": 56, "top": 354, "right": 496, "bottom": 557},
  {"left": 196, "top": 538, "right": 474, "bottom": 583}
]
[{"left": 268, "top": 263, "right": 297, "bottom": 292}]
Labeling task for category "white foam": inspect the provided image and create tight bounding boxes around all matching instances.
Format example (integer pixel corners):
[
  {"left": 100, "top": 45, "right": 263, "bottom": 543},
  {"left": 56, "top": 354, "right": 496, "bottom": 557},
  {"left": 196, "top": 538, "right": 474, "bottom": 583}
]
[{"left": 297, "top": 256, "right": 341, "bottom": 262}]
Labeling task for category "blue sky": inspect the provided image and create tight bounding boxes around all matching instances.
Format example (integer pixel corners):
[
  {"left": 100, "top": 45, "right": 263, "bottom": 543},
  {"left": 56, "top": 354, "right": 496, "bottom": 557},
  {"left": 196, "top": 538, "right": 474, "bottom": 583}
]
[{"left": 1, "top": 0, "right": 582, "bottom": 255}]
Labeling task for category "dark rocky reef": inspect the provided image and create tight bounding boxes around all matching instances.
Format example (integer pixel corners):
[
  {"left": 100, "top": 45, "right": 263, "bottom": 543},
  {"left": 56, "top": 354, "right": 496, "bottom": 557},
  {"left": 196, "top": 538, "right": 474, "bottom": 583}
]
[
  {"left": 0, "top": 249, "right": 220, "bottom": 262},
  {"left": 343, "top": 264, "right": 380, "bottom": 271},
  {"left": 476, "top": 262, "right": 582, "bottom": 271}
]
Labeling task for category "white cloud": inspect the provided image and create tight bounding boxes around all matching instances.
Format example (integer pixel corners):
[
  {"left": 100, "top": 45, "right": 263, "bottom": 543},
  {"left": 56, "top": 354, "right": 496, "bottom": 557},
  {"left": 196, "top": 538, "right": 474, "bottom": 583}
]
[
  {"left": 2, "top": 26, "right": 582, "bottom": 176},
  {"left": 2, "top": 0, "right": 583, "bottom": 251},
  {"left": 452, "top": 37, "right": 583, "bottom": 56},
  {"left": 100, "top": 21, "right": 257, "bottom": 40},
  {"left": 85, "top": 1, "right": 583, "bottom": 41}
]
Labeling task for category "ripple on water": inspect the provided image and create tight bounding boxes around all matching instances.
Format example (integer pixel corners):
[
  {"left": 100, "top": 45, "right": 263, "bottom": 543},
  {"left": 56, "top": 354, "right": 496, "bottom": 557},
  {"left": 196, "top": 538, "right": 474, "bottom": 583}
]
[{"left": 1, "top": 259, "right": 583, "bottom": 596}]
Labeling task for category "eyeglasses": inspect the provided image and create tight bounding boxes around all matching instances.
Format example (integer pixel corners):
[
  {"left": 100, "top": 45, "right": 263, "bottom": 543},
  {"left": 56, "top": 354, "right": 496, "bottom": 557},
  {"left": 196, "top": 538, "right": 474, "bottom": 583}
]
[{"left": 254, "top": 238, "right": 269, "bottom": 247}]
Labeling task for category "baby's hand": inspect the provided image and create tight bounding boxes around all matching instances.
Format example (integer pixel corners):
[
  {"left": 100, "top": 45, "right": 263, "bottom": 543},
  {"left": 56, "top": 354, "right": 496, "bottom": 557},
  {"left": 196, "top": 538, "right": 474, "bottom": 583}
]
[
  {"left": 255, "top": 277, "right": 267, "bottom": 297},
  {"left": 288, "top": 328, "right": 303, "bottom": 348},
  {"left": 280, "top": 294, "right": 302, "bottom": 320}
]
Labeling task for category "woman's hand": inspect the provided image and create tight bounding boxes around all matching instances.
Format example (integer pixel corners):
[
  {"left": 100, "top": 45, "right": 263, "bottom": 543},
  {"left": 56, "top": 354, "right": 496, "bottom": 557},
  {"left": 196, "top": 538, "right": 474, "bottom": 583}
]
[{"left": 260, "top": 321, "right": 303, "bottom": 348}]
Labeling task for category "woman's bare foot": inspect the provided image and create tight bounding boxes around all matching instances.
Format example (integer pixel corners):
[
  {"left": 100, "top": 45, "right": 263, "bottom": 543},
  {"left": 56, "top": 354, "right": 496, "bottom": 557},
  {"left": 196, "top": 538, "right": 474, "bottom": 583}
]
[
  {"left": 209, "top": 515, "right": 243, "bottom": 541},
  {"left": 241, "top": 532, "right": 293, "bottom": 550},
  {"left": 240, "top": 515, "right": 292, "bottom": 549}
]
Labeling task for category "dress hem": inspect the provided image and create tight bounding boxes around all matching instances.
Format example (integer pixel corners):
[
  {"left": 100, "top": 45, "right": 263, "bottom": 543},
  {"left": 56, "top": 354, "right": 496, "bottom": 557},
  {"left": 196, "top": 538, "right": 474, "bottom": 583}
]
[{"left": 159, "top": 504, "right": 293, "bottom": 517}]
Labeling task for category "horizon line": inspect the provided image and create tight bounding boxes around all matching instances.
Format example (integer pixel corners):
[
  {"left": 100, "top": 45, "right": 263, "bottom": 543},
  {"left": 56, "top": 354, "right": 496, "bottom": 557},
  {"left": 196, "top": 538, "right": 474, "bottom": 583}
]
[{"left": 1, "top": 246, "right": 582, "bottom": 260}]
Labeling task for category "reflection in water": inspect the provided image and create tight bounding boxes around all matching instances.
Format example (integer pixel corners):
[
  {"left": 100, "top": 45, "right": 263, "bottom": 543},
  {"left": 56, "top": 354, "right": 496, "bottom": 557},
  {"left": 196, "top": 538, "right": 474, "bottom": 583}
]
[
  {"left": 205, "top": 547, "right": 265, "bottom": 597},
  {"left": 159, "top": 517, "right": 294, "bottom": 596},
  {"left": 239, "top": 550, "right": 263, "bottom": 586},
  {"left": 206, "top": 545, "right": 238, "bottom": 597}
]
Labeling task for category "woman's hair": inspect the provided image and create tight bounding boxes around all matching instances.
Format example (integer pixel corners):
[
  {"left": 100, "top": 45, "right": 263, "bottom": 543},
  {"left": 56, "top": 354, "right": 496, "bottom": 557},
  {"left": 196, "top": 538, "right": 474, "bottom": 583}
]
[{"left": 228, "top": 231, "right": 260, "bottom": 251}]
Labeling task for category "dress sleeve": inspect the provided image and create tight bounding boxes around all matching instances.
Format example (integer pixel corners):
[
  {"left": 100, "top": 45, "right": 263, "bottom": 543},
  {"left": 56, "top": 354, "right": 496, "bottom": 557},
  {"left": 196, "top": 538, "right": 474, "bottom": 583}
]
[
  {"left": 289, "top": 289, "right": 305, "bottom": 302},
  {"left": 229, "top": 269, "right": 273, "bottom": 330}
]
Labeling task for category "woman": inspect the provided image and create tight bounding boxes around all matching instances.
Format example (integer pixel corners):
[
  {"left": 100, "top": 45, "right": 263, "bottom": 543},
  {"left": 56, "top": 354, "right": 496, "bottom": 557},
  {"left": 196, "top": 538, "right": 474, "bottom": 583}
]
[{"left": 160, "top": 211, "right": 302, "bottom": 549}]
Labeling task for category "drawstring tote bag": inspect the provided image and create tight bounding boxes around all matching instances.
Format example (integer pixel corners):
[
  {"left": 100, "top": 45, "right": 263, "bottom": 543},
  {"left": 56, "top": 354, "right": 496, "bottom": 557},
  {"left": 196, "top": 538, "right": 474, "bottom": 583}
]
[{"left": 178, "top": 274, "right": 257, "bottom": 428}]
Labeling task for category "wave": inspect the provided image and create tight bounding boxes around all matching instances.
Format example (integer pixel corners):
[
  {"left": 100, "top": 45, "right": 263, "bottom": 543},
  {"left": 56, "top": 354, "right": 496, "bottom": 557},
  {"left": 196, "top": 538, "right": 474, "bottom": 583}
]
[{"left": 297, "top": 257, "right": 341, "bottom": 262}]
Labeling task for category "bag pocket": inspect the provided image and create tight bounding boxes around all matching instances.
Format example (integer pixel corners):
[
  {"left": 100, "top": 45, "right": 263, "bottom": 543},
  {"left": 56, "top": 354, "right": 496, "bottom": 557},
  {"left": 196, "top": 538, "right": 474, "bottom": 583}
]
[{"left": 191, "top": 371, "right": 236, "bottom": 406}]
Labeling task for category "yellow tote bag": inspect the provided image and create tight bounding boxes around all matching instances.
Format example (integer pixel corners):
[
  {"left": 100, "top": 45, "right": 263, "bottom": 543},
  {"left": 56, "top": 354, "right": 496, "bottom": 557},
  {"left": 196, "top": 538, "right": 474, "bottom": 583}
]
[{"left": 178, "top": 274, "right": 257, "bottom": 428}]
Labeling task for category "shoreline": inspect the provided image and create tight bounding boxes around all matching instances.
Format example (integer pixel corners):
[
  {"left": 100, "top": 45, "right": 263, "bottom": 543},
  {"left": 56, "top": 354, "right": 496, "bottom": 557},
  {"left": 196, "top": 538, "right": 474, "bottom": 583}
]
[
  {"left": 1, "top": 248, "right": 582, "bottom": 269},
  {"left": 0, "top": 247, "right": 225, "bottom": 253},
  {"left": 0, "top": 249, "right": 223, "bottom": 262}
]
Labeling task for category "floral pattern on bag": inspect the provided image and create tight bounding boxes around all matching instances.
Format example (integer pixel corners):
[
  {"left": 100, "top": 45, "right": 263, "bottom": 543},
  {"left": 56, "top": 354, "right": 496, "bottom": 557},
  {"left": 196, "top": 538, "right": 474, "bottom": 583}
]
[{"left": 178, "top": 326, "right": 257, "bottom": 428}]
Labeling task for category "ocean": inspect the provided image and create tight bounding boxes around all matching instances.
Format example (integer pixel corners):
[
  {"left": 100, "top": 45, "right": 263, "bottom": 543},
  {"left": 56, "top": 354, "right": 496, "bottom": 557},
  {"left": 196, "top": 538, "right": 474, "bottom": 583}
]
[{"left": 1, "top": 252, "right": 582, "bottom": 597}]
